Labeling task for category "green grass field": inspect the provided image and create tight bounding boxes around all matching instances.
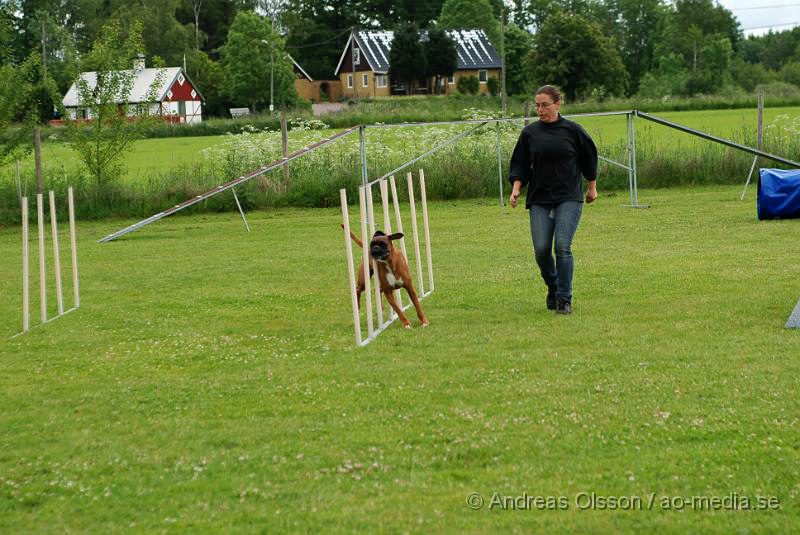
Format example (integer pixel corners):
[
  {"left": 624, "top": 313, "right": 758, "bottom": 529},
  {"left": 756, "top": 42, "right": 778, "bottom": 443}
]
[
  {"left": 3, "top": 106, "right": 799, "bottom": 186},
  {"left": 1, "top": 185, "right": 798, "bottom": 533}
]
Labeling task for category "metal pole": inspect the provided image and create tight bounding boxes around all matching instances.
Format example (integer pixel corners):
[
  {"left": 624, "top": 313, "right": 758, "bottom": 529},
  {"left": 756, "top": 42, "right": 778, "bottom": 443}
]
[
  {"left": 496, "top": 121, "right": 504, "bottom": 211},
  {"left": 626, "top": 113, "right": 634, "bottom": 207},
  {"left": 68, "top": 187, "right": 79, "bottom": 308},
  {"left": 359, "top": 125, "right": 368, "bottom": 186},
  {"left": 359, "top": 186, "right": 373, "bottom": 339},
  {"left": 389, "top": 176, "right": 407, "bottom": 259},
  {"left": 636, "top": 111, "right": 800, "bottom": 167},
  {"left": 37, "top": 193, "right": 46, "bottom": 323},
  {"left": 340, "top": 189, "right": 362, "bottom": 345},
  {"left": 366, "top": 184, "right": 383, "bottom": 327},
  {"left": 632, "top": 112, "right": 640, "bottom": 207},
  {"left": 231, "top": 187, "right": 251, "bottom": 232},
  {"left": 379, "top": 179, "right": 401, "bottom": 311},
  {"left": 22, "top": 197, "right": 29, "bottom": 332},
  {"left": 406, "top": 173, "right": 425, "bottom": 295},
  {"left": 49, "top": 190, "right": 64, "bottom": 315},
  {"left": 419, "top": 169, "right": 434, "bottom": 292}
]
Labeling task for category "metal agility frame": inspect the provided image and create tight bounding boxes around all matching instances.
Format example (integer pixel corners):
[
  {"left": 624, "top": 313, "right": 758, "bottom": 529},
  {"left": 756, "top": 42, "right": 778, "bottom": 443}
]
[
  {"left": 96, "top": 109, "right": 800, "bottom": 244},
  {"left": 12, "top": 187, "right": 81, "bottom": 338},
  {"left": 340, "top": 169, "right": 434, "bottom": 346},
  {"left": 97, "top": 111, "right": 646, "bottom": 244}
]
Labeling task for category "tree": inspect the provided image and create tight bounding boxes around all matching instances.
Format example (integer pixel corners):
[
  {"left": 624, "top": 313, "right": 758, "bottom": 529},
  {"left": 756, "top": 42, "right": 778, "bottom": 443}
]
[
  {"left": 219, "top": 11, "right": 297, "bottom": 112},
  {"left": 439, "top": 0, "right": 500, "bottom": 47},
  {"left": 176, "top": 0, "right": 256, "bottom": 57},
  {"left": 184, "top": 0, "right": 205, "bottom": 51},
  {"left": 66, "top": 20, "right": 164, "bottom": 186},
  {"left": 687, "top": 35, "right": 733, "bottom": 94},
  {"left": 730, "top": 56, "right": 774, "bottom": 93},
  {"left": 637, "top": 52, "right": 688, "bottom": 97},
  {"left": 113, "top": 0, "right": 195, "bottom": 67},
  {"left": 0, "top": 52, "right": 60, "bottom": 166},
  {"left": 282, "top": 0, "right": 364, "bottom": 80},
  {"left": 528, "top": 10, "right": 627, "bottom": 100},
  {"left": 424, "top": 28, "right": 457, "bottom": 95},
  {"left": 360, "top": 0, "right": 445, "bottom": 28},
  {"left": 779, "top": 62, "right": 800, "bottom": 89},
  {"left": 388, "top": 23, "right": 426, "bottom": 95},
  {"left": 185, "top": 48, "right": 227, "bottom": 117},
  {"left": 616, "top": 0, "right": 664, "bottom": 94},
  {"left": 503, "top": 23, "right": 532, "bottom": 95}
]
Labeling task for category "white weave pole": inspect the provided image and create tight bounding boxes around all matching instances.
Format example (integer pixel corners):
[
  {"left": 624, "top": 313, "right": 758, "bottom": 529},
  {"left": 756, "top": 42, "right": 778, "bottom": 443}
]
[
  {"left": 358, "top": 186, "right": 373, "bottom": 338},
  {"left": 49, "top": 191, "right": 64, "bottom": 315},
  {"left": 366, "top": 185, "right": 384, "bottom": 328},
  {"left": 21, "top": 197, "right": 29, "bottom": 332},
  {"left": 419, "top": 169, "right": 434, "bottom": 292},
  {"left": 36, "top": 193, "right": 46, "bottom": 323},
  {"left": 68, "top": 187, "right": 80, "bottom": 308},
  {"left": 388, "top": 175, "right": 408, "bottom": 259},
  {"left": 379, "top": 179, "right": 402, "bottom": 311},
  {"left": 406, "top": 173, "right": 425, "bottom": 295},
  {"left": 340, "top": 189, "right": 362, "bottom": 345}
]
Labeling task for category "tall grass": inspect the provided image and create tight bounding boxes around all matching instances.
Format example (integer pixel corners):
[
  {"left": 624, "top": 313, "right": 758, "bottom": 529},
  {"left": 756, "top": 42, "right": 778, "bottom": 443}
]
[
  {"left": 7, "top": 93, "right": 800, "bottom": 146},
  {"left": 1, "top": 114, "right": 798, "bottom": 226}
]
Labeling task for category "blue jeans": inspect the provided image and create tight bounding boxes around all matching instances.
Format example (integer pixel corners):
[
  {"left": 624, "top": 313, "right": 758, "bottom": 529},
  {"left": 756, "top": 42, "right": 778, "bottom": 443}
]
[{"left": 529, "top": 201, "right": 583, "bottom": 303}]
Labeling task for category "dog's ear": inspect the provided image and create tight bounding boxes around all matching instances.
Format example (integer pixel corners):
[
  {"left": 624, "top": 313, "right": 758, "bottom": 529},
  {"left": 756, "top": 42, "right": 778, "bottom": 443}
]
[{"left": 388, "top": 233, "right": 404, "bottom": 241}]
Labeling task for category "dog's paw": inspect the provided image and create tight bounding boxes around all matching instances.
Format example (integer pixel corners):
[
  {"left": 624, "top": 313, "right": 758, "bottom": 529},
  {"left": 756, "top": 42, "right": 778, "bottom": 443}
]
[
  {"left": 421, "top": 321, "right": 429, "bottom": 327},
  {"left": 403, "top": 322, "right": 412, "bottom": 329}
]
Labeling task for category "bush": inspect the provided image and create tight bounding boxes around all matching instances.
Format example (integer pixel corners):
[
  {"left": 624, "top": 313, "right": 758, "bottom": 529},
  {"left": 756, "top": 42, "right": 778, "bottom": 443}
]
[
  {"left": 754, "top": 81, "right": 800, "bottom": 97},
  {"left": 457, "top": 76, "right": 480, "bottom": 95},
  {"left": 487, "top": 76, "right": 501, "bottom": 96}
]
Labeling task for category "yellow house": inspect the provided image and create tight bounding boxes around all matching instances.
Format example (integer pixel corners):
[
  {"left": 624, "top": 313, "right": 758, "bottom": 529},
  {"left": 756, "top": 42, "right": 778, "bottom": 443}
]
[
  {"left": 290, "top": 55, "right": 342, "bottom": 103},
  {"left": 334, "top": 29, "right": 502, "bottom": 98}
]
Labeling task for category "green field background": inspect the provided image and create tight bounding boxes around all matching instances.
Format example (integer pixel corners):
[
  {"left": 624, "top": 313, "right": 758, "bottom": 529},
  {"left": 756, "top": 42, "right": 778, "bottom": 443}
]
[{"left": 2, "top": 106, "right": 798, "bottom": 186}]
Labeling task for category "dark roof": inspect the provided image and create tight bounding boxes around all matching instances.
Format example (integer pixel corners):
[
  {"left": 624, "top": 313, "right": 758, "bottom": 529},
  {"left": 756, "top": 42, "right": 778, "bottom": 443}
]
[{"left": 335, "top": 29, "right": 501, "bottom": 75}]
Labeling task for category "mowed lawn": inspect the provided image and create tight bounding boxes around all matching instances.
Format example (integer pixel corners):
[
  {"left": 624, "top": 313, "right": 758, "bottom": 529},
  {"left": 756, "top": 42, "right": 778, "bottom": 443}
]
[
  {"left": 2, "top": 106, "right": 798, "bottom": 185},
  {"left": 1, "top": 185, "right": 799, "bottom": 533}
]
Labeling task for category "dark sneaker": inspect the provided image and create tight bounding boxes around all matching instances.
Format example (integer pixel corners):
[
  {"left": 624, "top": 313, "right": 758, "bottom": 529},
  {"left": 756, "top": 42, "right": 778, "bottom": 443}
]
[
  {"left": 546, "top": 289, "right": 557, "bottom": 310},
  {"left": 556, "top": 299, "right": 572, "bottom": 315}
]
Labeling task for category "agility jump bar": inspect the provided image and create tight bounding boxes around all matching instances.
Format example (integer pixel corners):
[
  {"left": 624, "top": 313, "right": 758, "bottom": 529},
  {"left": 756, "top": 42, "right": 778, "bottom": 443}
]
[
  {"left": 97, "top": 125, "right": 360, "bottom": 243},
  {"left": 635, "top": 111, "right": 800, "bottom": 168}
]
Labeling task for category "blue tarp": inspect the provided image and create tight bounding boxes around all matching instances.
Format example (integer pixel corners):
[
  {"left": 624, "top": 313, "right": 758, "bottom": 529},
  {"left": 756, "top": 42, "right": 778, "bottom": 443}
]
[{"left": 758, "top": 168, "right": 800, "bottom": 220}]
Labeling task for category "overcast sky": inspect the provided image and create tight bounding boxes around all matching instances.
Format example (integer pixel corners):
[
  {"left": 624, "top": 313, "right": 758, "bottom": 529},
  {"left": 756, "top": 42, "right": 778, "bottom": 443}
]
[{"left": 716, "top": 0, "right": 800, "bottom": 36}]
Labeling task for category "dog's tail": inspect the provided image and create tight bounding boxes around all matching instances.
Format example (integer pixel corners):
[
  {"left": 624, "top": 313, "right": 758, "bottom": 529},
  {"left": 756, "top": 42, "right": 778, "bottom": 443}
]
[{"left": 340, "top": 223, "right": 363, "bottom": 248}]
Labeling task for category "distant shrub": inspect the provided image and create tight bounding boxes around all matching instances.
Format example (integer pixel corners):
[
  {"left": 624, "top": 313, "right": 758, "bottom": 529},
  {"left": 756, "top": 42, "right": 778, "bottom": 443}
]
[
  {"left": 754, "top": 81, "right": 800, "bottom": 97},
  {"left": 487, "top": 76, "right": 501, "bottom": 96},
  {"left": 457, "top": 76, "right": 480, "bottom": 95}
]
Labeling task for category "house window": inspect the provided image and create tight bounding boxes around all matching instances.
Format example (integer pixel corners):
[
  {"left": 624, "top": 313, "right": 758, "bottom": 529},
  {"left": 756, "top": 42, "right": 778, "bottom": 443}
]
[
  {"left": 376, "top": 75, "right": 387, "bottom": 88},
  {"left": 447, "top": 74, "right": 455, "bottom": 84},
  {"left": 347, "top": 74, "right": 353, "bottom": 88},
  {"left": 362, "top": 73, "right": 369, "bottom": 87},
  {"left": 479, "top": 70, "right": 488, "bottom": 83},
  {"left": 178, "top": 101, "right": 186, "bottom": 116},
  {"left": 353, "top": 48, "right": 360, "bottom": 65}
]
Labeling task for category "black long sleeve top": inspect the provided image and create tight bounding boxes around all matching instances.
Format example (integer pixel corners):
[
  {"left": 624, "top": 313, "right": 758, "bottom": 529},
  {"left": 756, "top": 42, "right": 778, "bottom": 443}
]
[{"left": 508, "top": 115, "right": 598, "bottom": 208}]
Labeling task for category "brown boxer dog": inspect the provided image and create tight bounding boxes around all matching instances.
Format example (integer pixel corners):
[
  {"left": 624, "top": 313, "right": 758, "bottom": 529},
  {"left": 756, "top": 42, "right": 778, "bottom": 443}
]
[{"left": 341, "top": 225, "right": 428, "bottom": 328}]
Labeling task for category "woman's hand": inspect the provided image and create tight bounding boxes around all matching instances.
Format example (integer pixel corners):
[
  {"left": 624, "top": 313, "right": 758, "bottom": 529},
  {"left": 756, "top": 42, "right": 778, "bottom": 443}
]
[
  {"left": 586, "top": 181, "right": 598, "bottom": 204},
  {"left": 510, "top": 180, "right": 523, "bottom": 208}
]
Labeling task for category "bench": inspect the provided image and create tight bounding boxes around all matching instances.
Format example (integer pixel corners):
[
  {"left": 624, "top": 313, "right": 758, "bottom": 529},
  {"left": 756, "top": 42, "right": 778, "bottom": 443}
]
[{"left": 229, "top": 107, "right": 251, "bottom": 118}]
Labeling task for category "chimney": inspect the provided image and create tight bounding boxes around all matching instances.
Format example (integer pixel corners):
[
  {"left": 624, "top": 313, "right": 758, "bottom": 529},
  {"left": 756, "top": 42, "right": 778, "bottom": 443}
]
[{"left": 133, "top": 54, "right": 145, "bottom": 71}]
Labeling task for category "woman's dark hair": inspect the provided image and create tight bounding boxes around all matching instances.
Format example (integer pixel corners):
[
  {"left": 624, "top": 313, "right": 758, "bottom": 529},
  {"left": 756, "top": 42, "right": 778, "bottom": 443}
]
[{"left": 535, "top": 85, "right": 562, "bottom": 103}]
